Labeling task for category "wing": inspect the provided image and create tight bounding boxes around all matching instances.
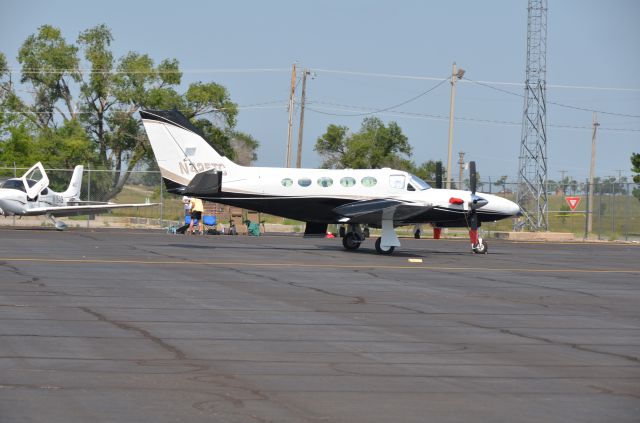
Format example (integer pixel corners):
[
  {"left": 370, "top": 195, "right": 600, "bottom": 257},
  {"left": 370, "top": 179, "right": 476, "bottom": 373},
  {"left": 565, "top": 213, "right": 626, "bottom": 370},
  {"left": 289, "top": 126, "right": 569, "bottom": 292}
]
[
  {"left": 332, "top": 199, "right": 431, "bottom": 225},
  {"left": 22, "top": 203, "right": 156, "bottom": 217}
]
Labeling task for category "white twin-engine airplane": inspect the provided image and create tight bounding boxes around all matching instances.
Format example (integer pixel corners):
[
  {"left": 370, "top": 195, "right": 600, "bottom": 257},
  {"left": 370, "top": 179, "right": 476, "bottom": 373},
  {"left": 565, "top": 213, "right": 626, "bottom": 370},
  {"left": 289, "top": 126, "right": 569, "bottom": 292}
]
[
  {"left": 140, "top": 109, "right": 521, "bottom": 255},
  {"left": 0, "top": 162, "right": 154, "bottom": 230}
]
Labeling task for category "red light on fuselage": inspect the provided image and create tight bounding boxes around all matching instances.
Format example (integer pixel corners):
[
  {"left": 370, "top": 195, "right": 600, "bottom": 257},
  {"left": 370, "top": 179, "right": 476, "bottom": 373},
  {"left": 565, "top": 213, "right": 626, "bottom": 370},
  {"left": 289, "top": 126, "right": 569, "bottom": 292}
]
[{"left": 449, "top": 197, "right": 464, "bottom": 205}]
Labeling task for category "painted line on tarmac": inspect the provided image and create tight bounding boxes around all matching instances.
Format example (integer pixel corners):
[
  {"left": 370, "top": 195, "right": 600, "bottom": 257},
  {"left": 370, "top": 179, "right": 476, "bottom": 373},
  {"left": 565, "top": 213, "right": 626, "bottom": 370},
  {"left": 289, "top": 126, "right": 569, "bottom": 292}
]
[{"left": 0, "top": 257, "right": 639, "bottom": 273}]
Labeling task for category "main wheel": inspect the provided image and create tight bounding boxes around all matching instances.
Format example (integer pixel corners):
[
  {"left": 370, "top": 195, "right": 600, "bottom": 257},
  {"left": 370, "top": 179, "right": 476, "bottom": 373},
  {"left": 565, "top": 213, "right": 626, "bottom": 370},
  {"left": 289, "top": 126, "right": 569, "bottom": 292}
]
[
  {"left": 342, "top": 232, "right": 362, "bottom": 250},
  {"left": 375, "top": 237, "right": 395, "bottom": 255},
  {"left": 472, "top": 238, "right": 488, "bottom": 254}
]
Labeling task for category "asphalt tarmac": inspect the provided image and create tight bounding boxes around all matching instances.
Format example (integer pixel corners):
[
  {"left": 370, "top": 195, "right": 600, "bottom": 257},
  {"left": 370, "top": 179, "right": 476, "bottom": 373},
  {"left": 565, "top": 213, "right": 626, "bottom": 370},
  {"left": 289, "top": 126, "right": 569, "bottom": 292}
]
[{"left": 0, "top": 228, "right": 639, "bottom": 423}]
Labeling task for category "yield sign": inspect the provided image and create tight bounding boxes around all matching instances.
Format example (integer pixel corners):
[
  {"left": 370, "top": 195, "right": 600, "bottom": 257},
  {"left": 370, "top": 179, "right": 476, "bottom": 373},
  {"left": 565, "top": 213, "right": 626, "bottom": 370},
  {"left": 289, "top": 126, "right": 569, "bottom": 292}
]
[{"left": 565, "top": 196, "right": 581, "bottom": 210}]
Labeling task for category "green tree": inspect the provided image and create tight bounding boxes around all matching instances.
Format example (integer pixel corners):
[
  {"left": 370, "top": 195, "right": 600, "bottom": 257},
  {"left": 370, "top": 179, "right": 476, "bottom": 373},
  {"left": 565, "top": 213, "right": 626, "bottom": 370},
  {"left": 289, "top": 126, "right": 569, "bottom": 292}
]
[
  {"left": 230, "top": 131, "right": 260, "bottom": 166},
  {"left": 6, "top": 24, "right": 244, "bottom": 201},
  {"left": 632, "top": 153, "right": 640, "bottom": 202},
  {"left": 0, "top": 52, "right": 36, "bottom": 174},
  {"left": 494, "top": 175, "right": 508, "bottom": 192},
  {"left": 411, "top": 160, "right": 443, "bottom": 184},
  {"left": 315, "top": 117, "right": 411, "bottom": 169}
]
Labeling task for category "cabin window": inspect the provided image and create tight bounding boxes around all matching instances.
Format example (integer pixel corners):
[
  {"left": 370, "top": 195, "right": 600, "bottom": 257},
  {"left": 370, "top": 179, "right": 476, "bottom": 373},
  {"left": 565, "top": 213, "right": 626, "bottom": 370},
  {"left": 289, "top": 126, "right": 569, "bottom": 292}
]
[
  {"left": 389, "top": 174, "right": 406, "bottom": 189},
  {"left": 298, "top": 178, "right": 312, "bottom": 187},
  {"left": 407, "top": 184, "right": 416, "bottom": 191},
  {"left": 281, "top": 178, "right": 293, "bottom": 187},
  {"left": 340, "top": 177, "right": 356, "bottom": 187},
  {"left": 317, "top": 177, "right": 333, "bottom": 187},
  {"left": 361, "top": 176, "right": 377, "bottom": 187}
]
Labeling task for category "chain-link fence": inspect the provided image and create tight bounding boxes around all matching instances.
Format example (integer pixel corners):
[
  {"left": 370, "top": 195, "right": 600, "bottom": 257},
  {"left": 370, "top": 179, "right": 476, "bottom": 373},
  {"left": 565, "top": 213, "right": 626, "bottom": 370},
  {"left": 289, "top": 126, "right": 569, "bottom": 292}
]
[
  {"left": 479, "top": 181, "right": 640, "bottom": 241},
  {"left": 2, "top": 165, "right": 639, "bottom": 240}
]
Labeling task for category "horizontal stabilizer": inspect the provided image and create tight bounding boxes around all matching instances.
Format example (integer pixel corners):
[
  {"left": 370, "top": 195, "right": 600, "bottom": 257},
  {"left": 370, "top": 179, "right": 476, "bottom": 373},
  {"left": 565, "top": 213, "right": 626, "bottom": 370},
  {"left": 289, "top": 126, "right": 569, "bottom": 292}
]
[{"left": 183, "top": 170, "right": 222, "bottom": 197}]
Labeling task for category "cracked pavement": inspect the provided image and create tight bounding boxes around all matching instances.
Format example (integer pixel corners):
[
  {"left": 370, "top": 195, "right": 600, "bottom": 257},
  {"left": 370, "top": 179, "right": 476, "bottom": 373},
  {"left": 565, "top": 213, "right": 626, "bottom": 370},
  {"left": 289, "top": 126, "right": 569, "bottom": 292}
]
[{"left": 0, "top": 228, "right": 639, "bottom": 422}]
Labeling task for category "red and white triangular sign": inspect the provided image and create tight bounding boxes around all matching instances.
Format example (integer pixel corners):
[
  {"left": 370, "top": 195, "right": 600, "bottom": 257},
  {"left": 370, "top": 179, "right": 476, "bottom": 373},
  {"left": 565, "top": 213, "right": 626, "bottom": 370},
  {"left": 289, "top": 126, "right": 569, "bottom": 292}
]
[{"left": 565, "top": 196, "right": 580, "bottom": 210}]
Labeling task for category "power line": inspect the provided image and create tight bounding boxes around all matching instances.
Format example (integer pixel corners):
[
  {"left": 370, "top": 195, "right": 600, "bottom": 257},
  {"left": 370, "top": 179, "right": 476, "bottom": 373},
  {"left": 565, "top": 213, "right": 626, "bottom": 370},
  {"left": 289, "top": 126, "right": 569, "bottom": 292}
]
[
  {"left": 466, "top": 77, "right": 640, "bottom": 119},
  {"left": 305, "top": 101, "right": 640, "bottom": 132},
  {"left": 8, "top": 67, "right": 290, "bottom": 75},
  {"left": 299, "top": 78, "right": 448, "bottom": 118},
  {"left": 7, "top": 65, "right": 640, "bottom": 92}
]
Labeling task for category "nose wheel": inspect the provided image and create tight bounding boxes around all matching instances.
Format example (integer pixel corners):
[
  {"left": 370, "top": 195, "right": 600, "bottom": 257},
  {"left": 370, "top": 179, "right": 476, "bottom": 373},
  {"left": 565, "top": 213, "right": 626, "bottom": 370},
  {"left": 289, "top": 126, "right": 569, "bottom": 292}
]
[{"left": 472, "top": 238, "right": 488, "bottom": 254}]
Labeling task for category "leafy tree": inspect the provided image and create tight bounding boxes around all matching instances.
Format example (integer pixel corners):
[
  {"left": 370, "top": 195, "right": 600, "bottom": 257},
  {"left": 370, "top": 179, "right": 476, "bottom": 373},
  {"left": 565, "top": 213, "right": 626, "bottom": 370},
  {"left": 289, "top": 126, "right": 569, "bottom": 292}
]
[
  {"left": 315, "top": 117, "right": 411, "bottom": 169},
  {"left": 411, "top": 160, "right": 444, "bottom": 185},
  {"left": 0, "top": 52, "right": 36, "bottom": 174},
  {"left": 5, "top": 24, "right": 245, "bottom": 201},
  {"left": 230, "top": 131, "right": 259, "bottom": 166},
  {"left": 632, "top": 153, "right": 640, "bottom": 182},
  {"left": 314, "top": 124, "right": 348, "bottom": 168},
  {"left": 632, "top": 153, "right": 640, "bottom": 202},
  {"left": 494, "top": 175, "right": 508, "bottom": 192}
]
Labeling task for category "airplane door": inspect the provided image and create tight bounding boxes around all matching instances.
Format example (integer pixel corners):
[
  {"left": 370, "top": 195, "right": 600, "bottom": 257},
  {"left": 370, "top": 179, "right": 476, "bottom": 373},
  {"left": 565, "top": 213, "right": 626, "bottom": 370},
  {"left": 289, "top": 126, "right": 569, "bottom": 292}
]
[{"left": 21, "top": 162, "right": 50, "bottom": 200}]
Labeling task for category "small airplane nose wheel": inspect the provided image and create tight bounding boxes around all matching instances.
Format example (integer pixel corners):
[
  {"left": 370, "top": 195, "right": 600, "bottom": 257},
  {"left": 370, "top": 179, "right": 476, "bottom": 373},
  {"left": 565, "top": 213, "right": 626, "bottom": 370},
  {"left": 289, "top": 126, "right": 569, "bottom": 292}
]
[{"left": 472, "top": 238, "right": 488, "bottom": 254}]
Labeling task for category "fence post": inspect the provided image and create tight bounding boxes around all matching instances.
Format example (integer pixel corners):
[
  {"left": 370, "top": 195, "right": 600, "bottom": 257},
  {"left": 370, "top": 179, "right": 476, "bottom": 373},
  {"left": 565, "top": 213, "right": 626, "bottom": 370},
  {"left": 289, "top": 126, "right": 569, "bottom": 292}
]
[
  {"left": 584, "top": 179, "right": 589, "bottom": 240},
  {"left": 624, "top": 182, "right": 629, "bottom": 241}
]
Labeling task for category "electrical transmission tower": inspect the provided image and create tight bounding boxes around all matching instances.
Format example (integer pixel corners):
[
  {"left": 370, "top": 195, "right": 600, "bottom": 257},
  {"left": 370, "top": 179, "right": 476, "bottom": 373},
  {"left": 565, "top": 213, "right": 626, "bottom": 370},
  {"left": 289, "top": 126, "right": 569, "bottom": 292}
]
[{"left": 517, "top": 0, "right": 548, "bottom": 230}]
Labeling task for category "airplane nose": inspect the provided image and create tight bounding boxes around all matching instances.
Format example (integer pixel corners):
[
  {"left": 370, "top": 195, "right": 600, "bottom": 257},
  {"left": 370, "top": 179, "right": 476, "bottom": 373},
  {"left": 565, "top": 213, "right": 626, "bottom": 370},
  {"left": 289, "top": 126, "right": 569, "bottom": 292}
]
[
  {"left": 494, "top": 196, "right": 521, "bottom": 216},
  {"left": 509, "top": 200, "right": 522, "bottom": 216}
]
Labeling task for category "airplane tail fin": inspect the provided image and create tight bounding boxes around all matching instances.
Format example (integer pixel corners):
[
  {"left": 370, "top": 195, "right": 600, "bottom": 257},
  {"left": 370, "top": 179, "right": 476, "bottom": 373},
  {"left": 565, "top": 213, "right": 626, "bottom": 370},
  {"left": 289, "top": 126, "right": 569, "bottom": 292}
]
[
  {"left": 139, "top": 109, "right": 241, "bottom": 191},
  {"left": 62, "top": 165, "right": 83, "bottom": 200}
]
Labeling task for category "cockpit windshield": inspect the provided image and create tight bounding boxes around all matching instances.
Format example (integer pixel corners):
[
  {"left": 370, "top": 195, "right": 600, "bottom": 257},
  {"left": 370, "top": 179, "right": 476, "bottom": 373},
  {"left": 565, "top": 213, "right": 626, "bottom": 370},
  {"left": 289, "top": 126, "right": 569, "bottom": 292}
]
[
  {"left": 0, "top": 179, "right": 37, "bottom": 192},
  {"left": 408, "top": 174, "right": 431, "bottom": 190}
]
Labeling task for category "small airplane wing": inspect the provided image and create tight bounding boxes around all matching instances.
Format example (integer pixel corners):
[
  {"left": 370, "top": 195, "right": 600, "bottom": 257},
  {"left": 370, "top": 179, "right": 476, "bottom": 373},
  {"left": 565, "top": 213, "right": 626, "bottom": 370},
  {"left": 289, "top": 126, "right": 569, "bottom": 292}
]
[
  {"left": 22, "top": 202, "right": 157, "bottom": 217},
  {"left": 332, "top": 199, "right": 430, "bottom": 225}
]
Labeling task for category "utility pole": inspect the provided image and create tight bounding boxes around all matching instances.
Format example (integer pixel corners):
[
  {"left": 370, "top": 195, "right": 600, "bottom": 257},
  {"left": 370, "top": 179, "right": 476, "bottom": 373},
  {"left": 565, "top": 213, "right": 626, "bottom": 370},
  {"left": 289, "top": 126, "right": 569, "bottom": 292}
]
[
  {"left": 285, "top": 63, "right": 297, "bottom": 168},
  {"left": 446, "top": 62, "right": 464, "bottom": 189},
  {"left": 296, "top": 69, "right": 310, "bottom": 168},
  {"left": 559, "top": 169, "right": 567, "bottom": 195},
  {"left": 458, "top": 151, "right": 465, "bottom": 190},
  {"left": 587, "top": 112, "right": 599, "bottom": 235}
]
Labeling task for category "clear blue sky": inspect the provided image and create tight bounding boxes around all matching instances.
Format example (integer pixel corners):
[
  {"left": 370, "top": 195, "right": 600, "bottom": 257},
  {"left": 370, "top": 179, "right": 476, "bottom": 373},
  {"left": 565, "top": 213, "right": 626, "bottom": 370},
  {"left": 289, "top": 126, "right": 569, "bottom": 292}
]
[{"left": 2, "top": 0, "right": 639, "bottom": 182}]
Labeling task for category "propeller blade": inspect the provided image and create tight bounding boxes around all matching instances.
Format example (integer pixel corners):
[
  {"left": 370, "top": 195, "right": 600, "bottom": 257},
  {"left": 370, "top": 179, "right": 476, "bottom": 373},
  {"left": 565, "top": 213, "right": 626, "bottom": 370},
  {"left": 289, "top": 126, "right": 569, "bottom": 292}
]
[
  {"left": 469, "top": 209, "right": 478, "bottom": 232},
  {"left": 469, "top": 161, "right": 477, "bottom": 195},
  {"left": 435, "top": 161, "right": 443, "bottom": 189}
]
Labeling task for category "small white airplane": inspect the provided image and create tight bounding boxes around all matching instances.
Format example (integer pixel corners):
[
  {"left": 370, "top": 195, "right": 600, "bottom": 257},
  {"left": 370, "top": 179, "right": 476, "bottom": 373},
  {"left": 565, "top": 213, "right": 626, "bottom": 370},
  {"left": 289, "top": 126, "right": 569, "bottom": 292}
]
[
  {"left": 140, "top": 109, "right": 521, "bottom": 255},
  {"left": 0, "top": 162, "right": 155, "bottom": 230}
]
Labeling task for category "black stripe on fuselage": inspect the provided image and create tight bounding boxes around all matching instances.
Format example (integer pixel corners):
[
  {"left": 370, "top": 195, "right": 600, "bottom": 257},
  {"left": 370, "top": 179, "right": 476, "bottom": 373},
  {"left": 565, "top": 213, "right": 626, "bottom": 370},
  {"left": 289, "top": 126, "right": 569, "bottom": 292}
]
[{"left": 179, "top": 191, "right": 512, "bottom": 226}]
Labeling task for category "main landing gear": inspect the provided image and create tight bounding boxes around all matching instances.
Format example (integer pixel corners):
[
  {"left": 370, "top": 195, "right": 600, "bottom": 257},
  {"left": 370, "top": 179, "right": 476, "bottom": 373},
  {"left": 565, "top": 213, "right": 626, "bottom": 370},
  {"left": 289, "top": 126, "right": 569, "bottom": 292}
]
[
  {"left": 46, "top": 213, "right": 67, "bottom": 231},
  {"left": 341, "top": 221, "right": 400, "bottom": 255}
]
